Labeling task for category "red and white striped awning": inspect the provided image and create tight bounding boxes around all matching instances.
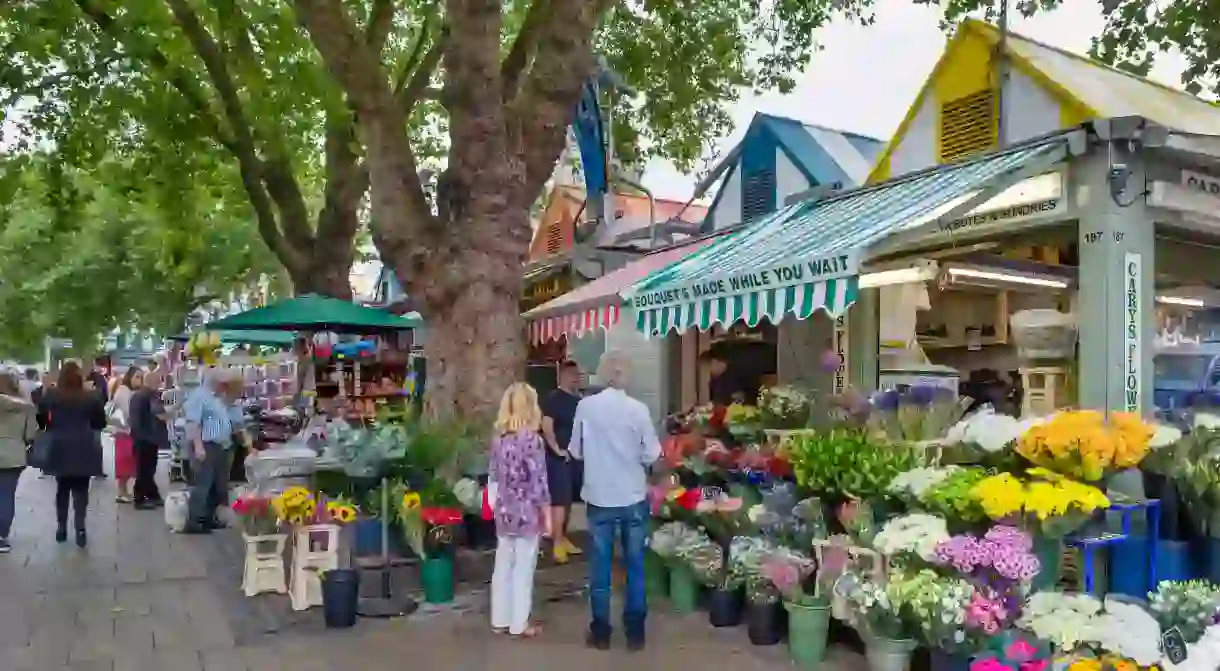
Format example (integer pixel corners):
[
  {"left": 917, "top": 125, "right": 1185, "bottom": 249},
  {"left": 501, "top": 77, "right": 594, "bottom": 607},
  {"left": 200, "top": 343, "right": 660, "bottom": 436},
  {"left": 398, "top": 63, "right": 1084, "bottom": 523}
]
[
  {"left": 528, "top": 304, "right": 620, "bottom": 344},
  {"left": 523, "top": 234, "right": 723, "bottom": 345}
]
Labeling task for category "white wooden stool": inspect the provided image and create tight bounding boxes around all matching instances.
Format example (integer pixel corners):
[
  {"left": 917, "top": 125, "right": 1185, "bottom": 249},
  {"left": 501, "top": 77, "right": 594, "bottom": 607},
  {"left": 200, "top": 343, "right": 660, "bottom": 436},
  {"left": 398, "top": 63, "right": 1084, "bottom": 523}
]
[
  {"left": 242, "top": 533, "right": 288, "bottom": 597},
  {"left": 289, "top": 524, "right": 340, "bottom": 611}
]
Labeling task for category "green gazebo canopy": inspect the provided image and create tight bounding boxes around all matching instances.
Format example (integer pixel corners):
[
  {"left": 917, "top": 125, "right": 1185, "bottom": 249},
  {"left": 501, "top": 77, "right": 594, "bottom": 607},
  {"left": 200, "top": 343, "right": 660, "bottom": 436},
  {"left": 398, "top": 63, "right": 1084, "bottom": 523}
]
[{"left": 205, "top": 294, "right": 423, "bottom": 334}]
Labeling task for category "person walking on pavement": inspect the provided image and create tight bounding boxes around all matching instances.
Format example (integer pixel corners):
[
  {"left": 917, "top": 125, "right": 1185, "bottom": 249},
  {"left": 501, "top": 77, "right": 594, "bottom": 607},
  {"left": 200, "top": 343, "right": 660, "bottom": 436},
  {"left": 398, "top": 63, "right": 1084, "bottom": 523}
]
[
  {"left": 0, "top": 373, "right": 37, "bottom": 553},
  {"left": 540, "top": 360, "right": 584, "bottom": 564},
  {"left": 488, "top": 382, "right": 551, "bottom": 639},
  {"left": 129, "top": 368, "right": 168, "bottom": 510},
  {"left": 32, "top": 372, "right": 53, "bottom": 479},
  {"left": 568, "top": 350, "right": 662, "bottom": 651},
  {"left": 40, "top": 360, "right": 106, "bottom": 548},
  {"left": 18, "top": 368, "right": 39, "bottom": 402},
  {"left": 182, "top": 368, "right": 236, "bottom": 534},
  {"left": 107, "top": 366, "right": 142, "bottom": 504}
]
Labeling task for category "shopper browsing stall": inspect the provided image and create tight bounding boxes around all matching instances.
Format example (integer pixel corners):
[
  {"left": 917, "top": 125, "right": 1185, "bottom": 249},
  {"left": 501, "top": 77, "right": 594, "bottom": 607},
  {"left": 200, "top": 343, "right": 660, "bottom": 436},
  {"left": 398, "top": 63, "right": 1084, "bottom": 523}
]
[
  {"left": 541, "top": 360, "right": 583, "bottom": 564},
  {"left": 182, "top": 368, "right": 238, "bottom": 534}
]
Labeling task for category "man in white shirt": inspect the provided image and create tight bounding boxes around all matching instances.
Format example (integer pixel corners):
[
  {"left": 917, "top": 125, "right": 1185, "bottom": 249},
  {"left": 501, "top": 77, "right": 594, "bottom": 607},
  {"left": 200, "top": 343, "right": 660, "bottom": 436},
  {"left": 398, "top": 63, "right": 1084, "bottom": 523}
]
[
  {"left": 18, "top": 368, "right": 39, "bottom": 402},
  {"left": 568, "top": 349, "right": 662, "bottom": 652}
]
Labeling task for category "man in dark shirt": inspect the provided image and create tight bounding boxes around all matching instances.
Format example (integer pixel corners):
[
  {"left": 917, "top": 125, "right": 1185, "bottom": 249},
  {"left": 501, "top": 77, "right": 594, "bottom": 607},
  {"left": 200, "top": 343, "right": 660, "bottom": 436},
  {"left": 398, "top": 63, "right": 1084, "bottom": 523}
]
[
  {"left": 541, "top": 360, "right": 583, "bottom": 563},
  {"left": 703, "top": 352, "right": 741, "bottom": 406},
  {"left": 88, "top": 359, "right": 109, "bottom": 403}
]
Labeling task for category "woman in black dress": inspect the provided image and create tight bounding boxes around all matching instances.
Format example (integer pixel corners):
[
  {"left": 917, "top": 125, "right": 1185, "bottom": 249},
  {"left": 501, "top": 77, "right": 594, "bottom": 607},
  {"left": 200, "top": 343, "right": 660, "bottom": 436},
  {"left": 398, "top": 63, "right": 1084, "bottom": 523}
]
[{"left": 38, "top": 361, "right": 105, "bottom": 547}]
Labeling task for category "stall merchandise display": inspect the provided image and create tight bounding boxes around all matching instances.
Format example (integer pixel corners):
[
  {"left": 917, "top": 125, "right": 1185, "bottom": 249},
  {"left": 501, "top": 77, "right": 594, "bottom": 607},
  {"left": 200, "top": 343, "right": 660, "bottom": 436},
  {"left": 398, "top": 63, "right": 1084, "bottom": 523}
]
[{"left": 647, "top": 381, "right": 1220, "bottom": 671}]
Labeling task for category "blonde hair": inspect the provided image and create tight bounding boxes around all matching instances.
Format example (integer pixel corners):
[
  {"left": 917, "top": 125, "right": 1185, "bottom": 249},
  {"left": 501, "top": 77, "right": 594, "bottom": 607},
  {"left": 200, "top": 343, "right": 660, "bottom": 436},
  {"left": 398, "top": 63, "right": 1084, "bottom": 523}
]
[{"left": 494, "top": 383, "right": 542, "bottom": 434}]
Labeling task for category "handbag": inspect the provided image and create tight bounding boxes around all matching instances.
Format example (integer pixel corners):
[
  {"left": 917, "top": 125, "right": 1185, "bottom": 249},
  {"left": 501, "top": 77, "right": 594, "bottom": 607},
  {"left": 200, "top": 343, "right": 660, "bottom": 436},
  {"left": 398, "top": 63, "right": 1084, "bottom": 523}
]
[{"left": 26, "top": 430, "right": 51, "bottom": 469}]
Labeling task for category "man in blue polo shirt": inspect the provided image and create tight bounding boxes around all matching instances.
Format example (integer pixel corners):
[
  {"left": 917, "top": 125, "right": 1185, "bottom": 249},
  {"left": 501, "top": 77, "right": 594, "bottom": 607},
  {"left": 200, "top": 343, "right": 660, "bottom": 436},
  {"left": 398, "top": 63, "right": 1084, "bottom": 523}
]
[{"left": 182, "top": 368, "right": 240, "bottom": 534}]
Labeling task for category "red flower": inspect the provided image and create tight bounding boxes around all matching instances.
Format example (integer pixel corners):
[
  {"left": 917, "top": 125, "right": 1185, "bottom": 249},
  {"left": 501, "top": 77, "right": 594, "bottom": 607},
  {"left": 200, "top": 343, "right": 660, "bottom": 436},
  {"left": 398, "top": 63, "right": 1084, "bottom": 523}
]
[
  {"left": 710, "top": 406, "right": 727, "bottom": 428},
  {"left": 676, "top": 489, "right": 701, "bottom": 511},
  {"left": 421, "top": 507, "right": 463, "bottom": 526},
  {"left": 233, "top": 498, "right": 249, "bottom": 515},
  {"left": 766, "top": 455, "right": 793, "bottom": 478}
]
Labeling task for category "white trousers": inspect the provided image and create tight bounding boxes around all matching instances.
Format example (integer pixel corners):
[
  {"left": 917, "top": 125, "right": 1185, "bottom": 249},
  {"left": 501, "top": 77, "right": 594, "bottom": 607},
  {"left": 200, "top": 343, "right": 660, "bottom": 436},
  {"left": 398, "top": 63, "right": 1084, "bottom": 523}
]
[{"left": 490, "top": 533, "right": 540, "bottom": 634}]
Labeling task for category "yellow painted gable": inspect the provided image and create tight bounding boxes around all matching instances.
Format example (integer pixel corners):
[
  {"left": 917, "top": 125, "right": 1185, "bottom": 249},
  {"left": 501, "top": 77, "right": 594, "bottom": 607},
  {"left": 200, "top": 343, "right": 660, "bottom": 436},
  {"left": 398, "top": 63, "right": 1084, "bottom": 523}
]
[{"left": 869, "top": 18, "right": 1220, "bottom": 184}]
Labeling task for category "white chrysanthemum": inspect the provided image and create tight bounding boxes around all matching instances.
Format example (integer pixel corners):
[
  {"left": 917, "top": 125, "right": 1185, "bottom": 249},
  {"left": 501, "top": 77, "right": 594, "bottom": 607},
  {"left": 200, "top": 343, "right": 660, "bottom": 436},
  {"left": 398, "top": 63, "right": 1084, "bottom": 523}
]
[
  {"left": 873, "top": 513, "right": 950, "bottom": 561},
  {"left": 1195, "top": 413, "right": 1220, "bottom": 431},
  {"left": 1150, "top": 424, "right": 1184, "bottom": 449}
]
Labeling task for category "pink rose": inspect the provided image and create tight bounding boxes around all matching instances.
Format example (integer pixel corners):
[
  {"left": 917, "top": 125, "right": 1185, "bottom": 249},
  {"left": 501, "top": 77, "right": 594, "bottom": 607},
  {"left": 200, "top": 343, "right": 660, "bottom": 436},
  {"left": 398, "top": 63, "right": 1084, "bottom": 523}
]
[
  {"left": 1018, "top": 661, "right": 1048, "bottom": 671},
  {"left": 970, "top": 659, "right": 1014, "bottom": 671}
]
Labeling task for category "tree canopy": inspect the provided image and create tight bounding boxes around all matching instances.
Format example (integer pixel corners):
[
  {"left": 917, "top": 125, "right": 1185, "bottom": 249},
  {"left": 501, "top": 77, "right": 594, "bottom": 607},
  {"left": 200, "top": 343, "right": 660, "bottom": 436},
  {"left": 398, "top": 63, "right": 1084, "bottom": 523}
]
[{"left": 0, "top": 150, "right": 275, "bottom": 359}]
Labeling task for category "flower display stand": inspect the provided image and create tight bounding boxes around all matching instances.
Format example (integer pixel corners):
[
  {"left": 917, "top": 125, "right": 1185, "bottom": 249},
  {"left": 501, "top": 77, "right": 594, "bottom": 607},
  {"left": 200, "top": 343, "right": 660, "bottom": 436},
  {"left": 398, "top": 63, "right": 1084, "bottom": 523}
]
[
  {"left": 289, "top": 524, "right": 341, "bottom": 611},
  {"left": 242, "top": 533, "right": 288, "bottom": 597},
  {"left": 1064, "top": 499, "right": 1160, "bottom": 595}
]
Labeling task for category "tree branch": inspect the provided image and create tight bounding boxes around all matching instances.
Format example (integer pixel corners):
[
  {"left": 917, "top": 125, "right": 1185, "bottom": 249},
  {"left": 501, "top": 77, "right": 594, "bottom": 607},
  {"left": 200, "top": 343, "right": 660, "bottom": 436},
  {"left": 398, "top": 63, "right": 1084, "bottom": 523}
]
[
  {"left": 73, "top": 0, "right": 237, "bottom": 154},
  {"left": 366, "top": 0, "right": 396, "bottom": 54},
  {"left": 508, "top": 0, "right": 611, "bottom": 202},
  {"left": 398, "top": 28, "right": 446, "bottom": 114},
  {"left": 500, "top": 0, "right": 553, "bottom": 102},
  {"left": 292, "top": 0, "right": 437, "bottom": 274},
  {"left": 164, "top": 0, "right": 314, "bottom": 253}
]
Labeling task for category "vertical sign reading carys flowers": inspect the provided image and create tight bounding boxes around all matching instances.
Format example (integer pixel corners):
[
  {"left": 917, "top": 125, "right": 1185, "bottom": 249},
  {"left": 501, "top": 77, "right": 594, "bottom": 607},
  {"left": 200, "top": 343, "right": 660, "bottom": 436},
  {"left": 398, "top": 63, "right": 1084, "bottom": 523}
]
[
  {"left": 1124, "top": 252, "right": 1142, "bottom": 413},
  {"left": 833, "top": 315, "right": 849, "bottom": 394}
]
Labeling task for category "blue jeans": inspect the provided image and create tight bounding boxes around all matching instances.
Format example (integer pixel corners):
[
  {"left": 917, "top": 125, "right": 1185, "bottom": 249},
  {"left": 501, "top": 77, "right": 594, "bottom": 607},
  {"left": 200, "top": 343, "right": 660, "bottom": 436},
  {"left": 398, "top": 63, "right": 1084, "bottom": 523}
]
[{"left": 587, "top": 500, "right": 649, "bottom": 640}]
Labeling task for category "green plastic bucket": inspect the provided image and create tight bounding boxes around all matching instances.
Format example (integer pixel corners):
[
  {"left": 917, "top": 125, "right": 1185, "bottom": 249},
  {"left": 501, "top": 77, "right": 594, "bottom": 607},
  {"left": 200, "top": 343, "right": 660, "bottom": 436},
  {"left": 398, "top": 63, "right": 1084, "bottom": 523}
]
[
  {"left": 785, "top": 601, "right": 830, "bottom": 668},
  {"left": 668, "top": 565, "right": 699, "bottom": 612},
  {"left": 420, "top": 555, "right": 455, "bottom": 604}
]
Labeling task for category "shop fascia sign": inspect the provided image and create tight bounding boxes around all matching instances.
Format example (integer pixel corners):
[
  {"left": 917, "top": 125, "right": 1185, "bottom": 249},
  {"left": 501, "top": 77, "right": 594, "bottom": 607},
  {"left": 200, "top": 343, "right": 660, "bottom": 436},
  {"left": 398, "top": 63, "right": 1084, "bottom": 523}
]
[
  {"left": 891, "top": 172, "right": 1065, "bottom": 247},
  {"left": 1146, "top": 169, "right": 1220, "bottom": 226},
  {"left": 627, "top": 249, "right": 860, "bottom": 311}
]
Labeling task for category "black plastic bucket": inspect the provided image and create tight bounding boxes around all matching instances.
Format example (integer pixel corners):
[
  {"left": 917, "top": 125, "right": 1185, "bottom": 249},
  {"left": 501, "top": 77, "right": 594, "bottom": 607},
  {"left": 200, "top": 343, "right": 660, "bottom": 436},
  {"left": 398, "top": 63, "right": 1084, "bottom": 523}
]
[
  {"left": 321, "top": 568, "right": 361, "bottom": 628},
  {"left": 745, "top": 599, "right": 784, "bottom": 645},
  {"left": 708, "top": 587, "right": 744, "bottom": 627}
]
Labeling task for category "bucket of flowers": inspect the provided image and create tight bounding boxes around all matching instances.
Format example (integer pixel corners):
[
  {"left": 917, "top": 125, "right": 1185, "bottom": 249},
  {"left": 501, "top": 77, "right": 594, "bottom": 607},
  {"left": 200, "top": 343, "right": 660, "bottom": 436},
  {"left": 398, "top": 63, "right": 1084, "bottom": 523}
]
[
  {"left": 1015, "top": 410, "right": 1154, "bottom": 483},
  {"left": 758, "top": 385, "right": 812, "bottom": 431},
  {"left": 869, "top": 385, "right": 972, "bottom": 447},
  {"left": 234, "top": 493, "right": 280, "bottom": 537},
  {"left": 650, "top": 521, "right": 708, "bottom": 612},
  {"left": 844, "top": 567, "right": 969, "bottom": 671},
  {"left": 399, "top": 481, "right": 464, "bottom": 604},
  {"left": 272, "top": 486, "right": 318, "bottom": 527},
  {"left": 1148, "top": 579, "right": 1220, "bottom": 646},
  {"left": 759, "top": 545, "right": 827, "bottom": 667}
]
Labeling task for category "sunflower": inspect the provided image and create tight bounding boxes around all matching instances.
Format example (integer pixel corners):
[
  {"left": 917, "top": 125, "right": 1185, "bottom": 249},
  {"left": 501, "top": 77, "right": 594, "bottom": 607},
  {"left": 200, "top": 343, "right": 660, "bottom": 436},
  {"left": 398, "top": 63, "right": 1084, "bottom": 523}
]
[
  {"left": 333, "top": 505, "right": 358, "bottom": 523},
  {"left": 402, "top": 492, "right": 421, "bottom": 510}
]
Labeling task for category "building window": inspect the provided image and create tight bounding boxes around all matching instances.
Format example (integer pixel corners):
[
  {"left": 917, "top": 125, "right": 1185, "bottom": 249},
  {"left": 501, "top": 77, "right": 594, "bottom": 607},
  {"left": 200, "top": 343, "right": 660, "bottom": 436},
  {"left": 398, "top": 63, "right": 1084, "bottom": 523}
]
[
  {"left": 742, "top": 169, "right": 776, "bottom": 222},
  {"left": 939, "top": 90, "right": 997, "bottom": 163}
]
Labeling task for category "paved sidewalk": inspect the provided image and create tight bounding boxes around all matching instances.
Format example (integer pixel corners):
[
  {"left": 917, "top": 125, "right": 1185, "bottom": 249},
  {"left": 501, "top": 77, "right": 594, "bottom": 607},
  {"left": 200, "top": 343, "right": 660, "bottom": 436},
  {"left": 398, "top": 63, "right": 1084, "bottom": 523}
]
[{"left": 0, "top": 445, "right": 867, "bottom": 671}]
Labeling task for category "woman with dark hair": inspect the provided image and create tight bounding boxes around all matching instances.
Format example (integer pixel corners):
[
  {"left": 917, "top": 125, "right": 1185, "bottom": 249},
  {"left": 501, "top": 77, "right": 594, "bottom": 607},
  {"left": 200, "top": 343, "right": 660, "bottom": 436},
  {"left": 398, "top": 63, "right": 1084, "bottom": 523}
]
[
  {"left": 107, "top": 366, "right": 143, "bottom": 503},
  {"left": 39, "top": 360, "right": 105, "bottom": 547}
]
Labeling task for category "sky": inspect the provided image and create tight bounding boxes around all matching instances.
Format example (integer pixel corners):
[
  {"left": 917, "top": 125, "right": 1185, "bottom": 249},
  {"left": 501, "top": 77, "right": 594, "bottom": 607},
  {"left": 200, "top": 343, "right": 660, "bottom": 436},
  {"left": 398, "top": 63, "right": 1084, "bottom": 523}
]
[{"left": 640, "top": 0, "right": 1191, "bottom": 203}]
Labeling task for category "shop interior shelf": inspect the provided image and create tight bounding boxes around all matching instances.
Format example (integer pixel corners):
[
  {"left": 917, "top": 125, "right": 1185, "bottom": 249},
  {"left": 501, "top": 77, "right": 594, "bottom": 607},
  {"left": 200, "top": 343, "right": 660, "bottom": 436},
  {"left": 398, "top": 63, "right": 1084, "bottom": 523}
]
[
  {"left": 916, "top": 335, "right": 1008, "bottom": 350},
  {"left": 1065, "top": 499, "right": 1160, "bottom": 595}
]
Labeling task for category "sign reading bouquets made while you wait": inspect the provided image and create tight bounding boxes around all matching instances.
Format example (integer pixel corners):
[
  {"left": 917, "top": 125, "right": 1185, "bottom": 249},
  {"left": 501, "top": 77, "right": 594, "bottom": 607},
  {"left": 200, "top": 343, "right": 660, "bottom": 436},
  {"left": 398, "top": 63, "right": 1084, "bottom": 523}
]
[{"left": 630, "top": 250, "right": 859, "bottom": 311}]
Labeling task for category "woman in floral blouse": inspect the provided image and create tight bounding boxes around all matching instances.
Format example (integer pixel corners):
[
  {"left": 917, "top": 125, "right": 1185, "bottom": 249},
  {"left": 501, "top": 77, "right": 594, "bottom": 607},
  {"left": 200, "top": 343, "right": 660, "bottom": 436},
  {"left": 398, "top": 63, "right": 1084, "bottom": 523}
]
[{"left": 489, "top": 382, "right": 551, "bottom": 639}]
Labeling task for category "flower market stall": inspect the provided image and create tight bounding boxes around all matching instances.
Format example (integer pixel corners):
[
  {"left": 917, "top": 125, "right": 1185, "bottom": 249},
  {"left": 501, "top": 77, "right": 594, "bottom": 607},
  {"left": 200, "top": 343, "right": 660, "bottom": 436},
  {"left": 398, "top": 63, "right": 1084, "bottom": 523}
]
[{"left": 642, "top": 382, "right": 1220, "bottom": 671}]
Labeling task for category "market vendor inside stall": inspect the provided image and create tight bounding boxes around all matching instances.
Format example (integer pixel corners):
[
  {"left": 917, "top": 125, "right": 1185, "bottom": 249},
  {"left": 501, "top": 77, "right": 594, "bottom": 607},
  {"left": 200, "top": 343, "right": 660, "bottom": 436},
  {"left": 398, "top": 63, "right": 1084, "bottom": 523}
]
[{"left": 701, "top": 336, "right": 776, "bottom": 408}]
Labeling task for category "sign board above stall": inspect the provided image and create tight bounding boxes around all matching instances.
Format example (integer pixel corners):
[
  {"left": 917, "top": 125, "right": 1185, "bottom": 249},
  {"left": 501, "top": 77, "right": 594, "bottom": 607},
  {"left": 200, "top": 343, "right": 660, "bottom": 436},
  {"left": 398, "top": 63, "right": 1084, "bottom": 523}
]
[
  {"left": 870, "top": 171, "right": 1066, "bottom": 256},
  {"left": 629, "top": 249, "right": 859, "bottom": 311}
]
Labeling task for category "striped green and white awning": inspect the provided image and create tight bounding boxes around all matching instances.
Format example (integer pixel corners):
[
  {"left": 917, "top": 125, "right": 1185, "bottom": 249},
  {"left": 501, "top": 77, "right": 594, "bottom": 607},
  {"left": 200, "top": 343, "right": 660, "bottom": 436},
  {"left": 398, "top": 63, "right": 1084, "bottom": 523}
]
[{"left": 622, "top": 139, "right": 1068, "bottom": 336}]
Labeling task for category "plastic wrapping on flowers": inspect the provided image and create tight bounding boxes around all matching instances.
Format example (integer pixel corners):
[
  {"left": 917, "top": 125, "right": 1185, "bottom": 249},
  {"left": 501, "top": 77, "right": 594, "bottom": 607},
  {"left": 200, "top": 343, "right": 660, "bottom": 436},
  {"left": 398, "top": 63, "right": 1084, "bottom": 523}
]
[
  {"left": 843, "top": 567, "right": 972, "bottom": 643},
  {"left": 869, "top": 385, "right": 971, "bottom": 444},
  {"left": 969, "top": 470, "right": 1110, "bottom": 538},
  {"left": 787, "top": 428, "right": 920, "bottom": 502},
  {"left": 1148, "top": 580, "right": 1220, "bottom": 645},
  {"left": 1015, "top": 411, "right": 1154, "bottom": 482}
]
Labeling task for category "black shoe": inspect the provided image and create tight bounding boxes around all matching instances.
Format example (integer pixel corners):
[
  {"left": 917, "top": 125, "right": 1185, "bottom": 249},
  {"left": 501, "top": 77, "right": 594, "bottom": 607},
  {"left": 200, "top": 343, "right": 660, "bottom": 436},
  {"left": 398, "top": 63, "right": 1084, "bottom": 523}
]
[
  {"left": 585, "top": 631, "right": 610, "bottom": 651},
  {"left": 626, "top": 637, "right": 645, "bottom": 652},
  {"left": 55, "top": 527, "right": 67, "bottom": 543},
  {"left": 134, "top": 501, "right": 156, "bottom": 511},
  {"left": 207, "top": 517, "right": 228, "bottom": 530},
  {"left": 181, "top": 524, "right": 212, "bottom": 535},
  {"left": 74, "top": 530, "right": 86, "bottom": 548}
]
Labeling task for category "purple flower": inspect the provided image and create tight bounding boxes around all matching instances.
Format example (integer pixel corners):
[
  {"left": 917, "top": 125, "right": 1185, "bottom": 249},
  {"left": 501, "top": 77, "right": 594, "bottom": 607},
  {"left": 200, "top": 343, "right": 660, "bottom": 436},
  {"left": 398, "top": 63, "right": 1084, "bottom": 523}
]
[
  {"left": 873, "top": 390, "right": 901, "bottom": 412},
  {"left": 819, "top": 350, "right": 842, "bottom": 373},
  {"left": 906, "top": 384, "right": 938, "bottom": 406}
]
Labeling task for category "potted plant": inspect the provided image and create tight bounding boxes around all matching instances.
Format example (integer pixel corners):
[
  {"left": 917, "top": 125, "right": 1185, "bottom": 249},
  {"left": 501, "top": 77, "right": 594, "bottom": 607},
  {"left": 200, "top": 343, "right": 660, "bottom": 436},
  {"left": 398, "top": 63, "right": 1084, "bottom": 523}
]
[
  {"left": 400, "top": 482, "right": 464, "bottom": 604},
  {"left": 234, "top": 492, "right": 287, "bottom": 597},
  {"left": 844, "top": 568, "right": 957, "bottom": 671},
  {"left": 650, "top": 521, "right": 706, "bottom": 612},
  {"left": 733, "top": 535, "right": 784, "bottom": 645},
  {"left": 759, "top": 546, "right": 825, "bottom": 668}
]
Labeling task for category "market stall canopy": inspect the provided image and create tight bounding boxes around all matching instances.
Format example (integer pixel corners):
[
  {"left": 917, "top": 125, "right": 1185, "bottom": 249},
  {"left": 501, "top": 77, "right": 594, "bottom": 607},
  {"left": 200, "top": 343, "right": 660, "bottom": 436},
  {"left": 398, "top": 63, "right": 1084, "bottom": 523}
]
[
  {"left": 622, "top": 138, "right": 1070, "bottom": 336},
  {"left": 205, "top": 294, "right": 423, "bottom": 333},
  {"left": 523, "top": 234, "right": 727, "bottom": 344},
  {"left": 168, "top": 330, "right": 296, "bottom": 346}
]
